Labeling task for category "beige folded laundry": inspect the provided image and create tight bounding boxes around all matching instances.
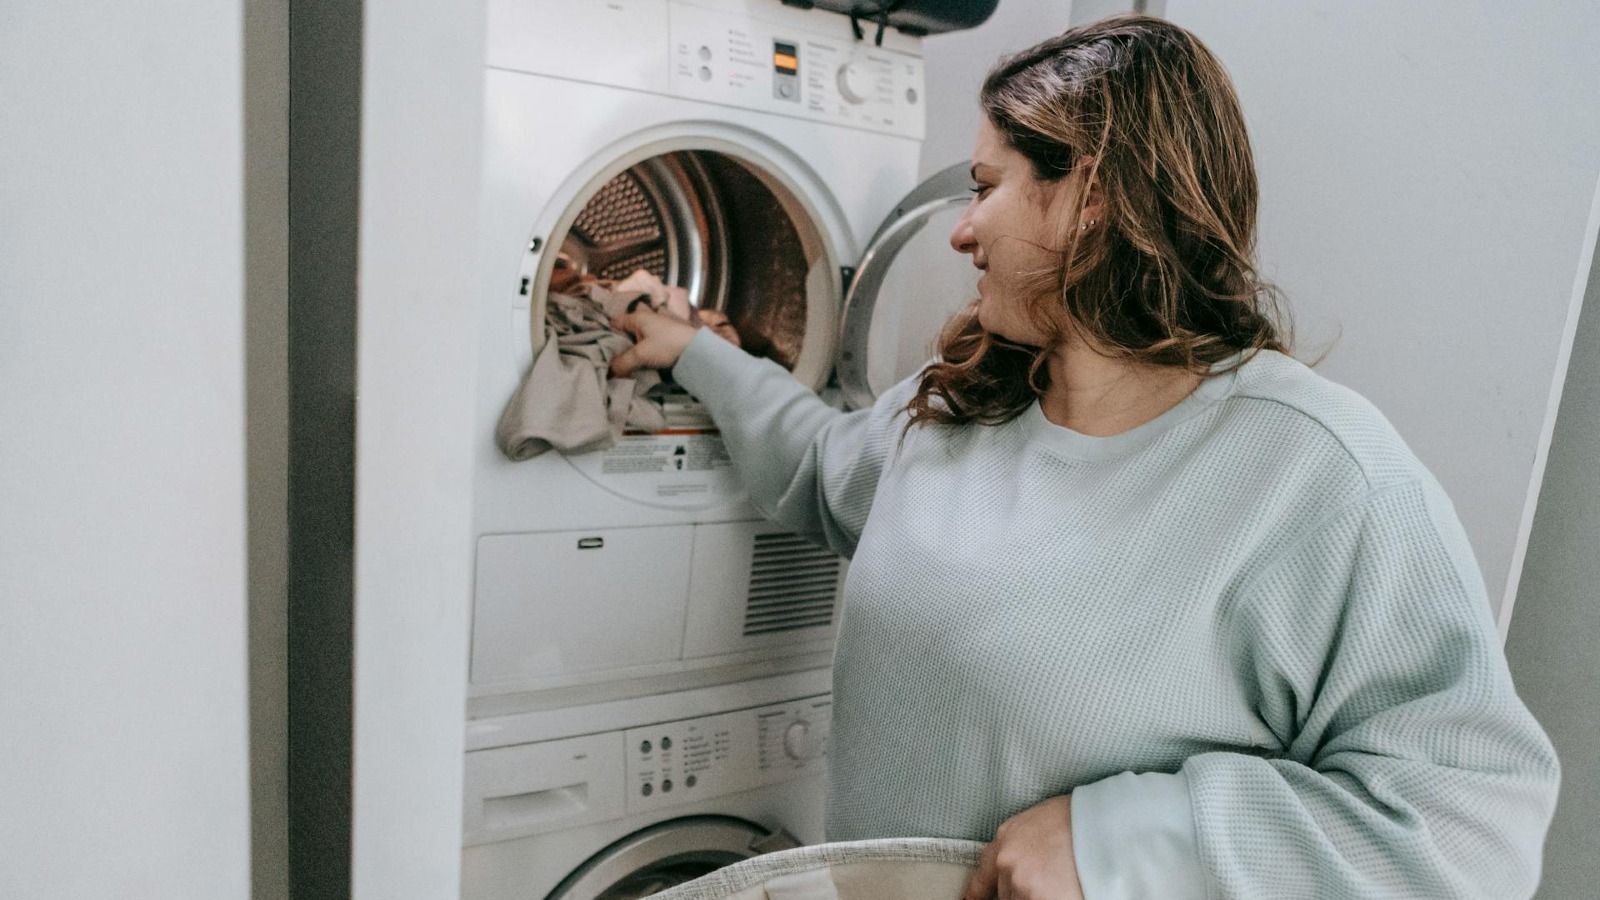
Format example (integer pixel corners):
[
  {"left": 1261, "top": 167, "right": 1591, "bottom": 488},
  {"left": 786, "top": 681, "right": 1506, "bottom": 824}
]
[
  {"left": 494, "top": 335, "right": 613, "bottom": 459},
  {"left": 495, "top": 275, "right": 676, "bottom": 460}
]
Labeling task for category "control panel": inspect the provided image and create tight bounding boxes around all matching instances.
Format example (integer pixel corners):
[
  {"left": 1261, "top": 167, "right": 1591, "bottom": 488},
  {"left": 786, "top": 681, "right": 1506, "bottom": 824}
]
[
  {"left": 463, "top": 691, "right": 832, "bottom": 846},
  {"left": 624, "top": 694, "right": 832, "bottom": 815},
  {"left": 668, "top": 2, "right": 925, "bottom": 139}
]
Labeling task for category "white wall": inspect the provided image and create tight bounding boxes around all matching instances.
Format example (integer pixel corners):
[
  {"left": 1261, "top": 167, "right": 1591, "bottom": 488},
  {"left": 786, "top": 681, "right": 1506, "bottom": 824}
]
[
  {"left": 1504, "top": 181, "right": 1600, "bottom": 899},
  {"left": 0, "top": 4, "right": 251, "bottom": 899},
  {"left": 922, "top": 1, "right": 1600, "bottom": 624},
  {"left": 1162, "top": 0, "right": 1600, "bottom": 623},
  {"left": 348, "top": 2, "right": 486, "bottom": 896}
]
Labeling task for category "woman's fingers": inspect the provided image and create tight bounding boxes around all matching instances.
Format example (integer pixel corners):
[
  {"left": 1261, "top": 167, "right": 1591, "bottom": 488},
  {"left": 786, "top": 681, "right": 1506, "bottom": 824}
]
[
  {"left": 609, "top": 310, "right": 639, "bottom": 337},
  {"left": 607, "top": 310, "right": 642, "bottom": 377},
  {"left": 962, "top": 841, "right": 1000, "bottom": 900},
  {"left": 609, "top": 345, "right": 644, "bottom": 379},
  {"left": 665, "top": 285, "right": 691, "bottom": 322},
  {"left": 695, "top": 309, "right": 742, "bottom": 347},
  {"left": 606, "top": 305, "right": 698, "bottom": 376}
]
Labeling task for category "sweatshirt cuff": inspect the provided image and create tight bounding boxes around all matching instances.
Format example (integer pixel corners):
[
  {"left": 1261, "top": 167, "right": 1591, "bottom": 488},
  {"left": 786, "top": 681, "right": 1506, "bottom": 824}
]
[
  {"left": 1071, "top": 770, "right": 1206, "bottom": 900},
  {"left": 672, "top": 325, "right": 767, "bottom": 410}
]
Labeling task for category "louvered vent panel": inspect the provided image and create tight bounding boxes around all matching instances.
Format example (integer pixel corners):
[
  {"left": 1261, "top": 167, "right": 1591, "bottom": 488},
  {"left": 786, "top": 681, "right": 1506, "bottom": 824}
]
[{"left": 742, "top": 532, "right": 841, "bottom": 636}]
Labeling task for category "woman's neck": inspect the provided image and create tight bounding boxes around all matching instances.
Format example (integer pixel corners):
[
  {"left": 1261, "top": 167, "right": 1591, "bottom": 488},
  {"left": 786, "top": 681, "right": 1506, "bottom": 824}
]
[{"left": 1039, "top": 338, "right": 1205, "bottom": 437}]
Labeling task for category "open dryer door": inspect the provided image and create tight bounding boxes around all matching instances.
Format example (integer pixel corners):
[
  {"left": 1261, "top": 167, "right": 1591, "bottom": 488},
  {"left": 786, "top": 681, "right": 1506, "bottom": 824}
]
[{"left": 835, "top": 162, "right": 978, "bottom": 410}]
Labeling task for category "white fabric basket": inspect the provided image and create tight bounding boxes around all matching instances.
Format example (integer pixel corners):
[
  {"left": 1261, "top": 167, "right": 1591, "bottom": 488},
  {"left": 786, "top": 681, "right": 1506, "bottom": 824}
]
[{"left": 648, "top": 838, "right": 984, "bottom": 900}]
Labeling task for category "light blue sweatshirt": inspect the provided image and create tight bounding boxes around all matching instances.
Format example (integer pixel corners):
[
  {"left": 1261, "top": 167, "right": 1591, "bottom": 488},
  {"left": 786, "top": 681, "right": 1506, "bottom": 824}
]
[{"left": 672, "top": 329, "right": 1559, "bottom": 899}]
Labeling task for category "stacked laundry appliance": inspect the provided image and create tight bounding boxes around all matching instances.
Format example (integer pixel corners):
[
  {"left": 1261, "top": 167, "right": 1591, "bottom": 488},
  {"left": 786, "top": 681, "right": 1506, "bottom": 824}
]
[{"left": 463, "top": 1, "right": 993, "bottom": 896}]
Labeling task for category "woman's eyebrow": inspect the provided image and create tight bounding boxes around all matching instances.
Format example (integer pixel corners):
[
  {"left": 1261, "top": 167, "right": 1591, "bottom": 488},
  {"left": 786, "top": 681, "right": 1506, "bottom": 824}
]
[{"left": 970, "top": 162, "right": 999, "bottom": 181}]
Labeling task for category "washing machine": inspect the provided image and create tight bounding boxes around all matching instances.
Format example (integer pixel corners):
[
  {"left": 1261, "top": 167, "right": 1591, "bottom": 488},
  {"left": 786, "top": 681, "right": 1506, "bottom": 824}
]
[
  {"left": 463, "top": 670, "right": 833, "bottom": 899},
  {"left": 466, "top": 0, "right": 992, "bottom": 896}
]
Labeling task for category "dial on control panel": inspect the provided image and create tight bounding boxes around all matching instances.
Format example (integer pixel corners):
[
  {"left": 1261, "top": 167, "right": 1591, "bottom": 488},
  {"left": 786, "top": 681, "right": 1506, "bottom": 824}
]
[
  {"left": 783, "top": 719, "right": 824, "bottom": 760},
  {"left": 835, "top": 62, "right": 868, "bottom": 105}
]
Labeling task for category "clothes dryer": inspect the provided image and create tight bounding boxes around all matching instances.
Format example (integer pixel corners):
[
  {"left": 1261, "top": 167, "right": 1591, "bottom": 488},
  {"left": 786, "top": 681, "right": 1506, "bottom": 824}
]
[{"left": 471, "top": 0, "right": 984, "bottom": 714}]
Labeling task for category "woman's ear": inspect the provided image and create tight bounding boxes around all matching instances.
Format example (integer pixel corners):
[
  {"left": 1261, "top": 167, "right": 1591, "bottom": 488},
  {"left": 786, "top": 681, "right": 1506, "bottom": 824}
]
[{"left": 1076, "top": 160, "right": 1106, "bottom": 226}]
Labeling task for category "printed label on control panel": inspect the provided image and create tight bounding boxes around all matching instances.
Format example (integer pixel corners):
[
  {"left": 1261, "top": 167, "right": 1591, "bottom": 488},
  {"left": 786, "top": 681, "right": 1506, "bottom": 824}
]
[{"left": 624, "top": 696, "right": 831, "bottom": 816}]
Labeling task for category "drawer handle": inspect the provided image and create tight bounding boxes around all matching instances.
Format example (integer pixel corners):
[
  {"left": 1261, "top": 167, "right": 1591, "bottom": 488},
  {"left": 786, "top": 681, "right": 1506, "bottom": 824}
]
[{"left": 484, "top": 783, "right": 590, "bottom": 829}]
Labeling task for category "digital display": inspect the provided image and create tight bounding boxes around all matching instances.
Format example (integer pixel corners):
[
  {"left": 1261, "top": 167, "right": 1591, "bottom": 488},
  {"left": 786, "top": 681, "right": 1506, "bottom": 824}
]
[{"left": 773, "top": 41, "right": 798, "bottom": 74}]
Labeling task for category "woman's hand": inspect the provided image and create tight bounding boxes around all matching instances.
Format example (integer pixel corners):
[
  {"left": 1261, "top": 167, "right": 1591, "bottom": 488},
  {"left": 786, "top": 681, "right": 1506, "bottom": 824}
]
[
  {"left": 694, "top": 307, "right": 742, "bottom": 347},
  {"left": 608, "top": 305, "right": 699, "bottom": 378},
  {"left": 962, "top": 795, "right": 1084, "bottom": 900}
]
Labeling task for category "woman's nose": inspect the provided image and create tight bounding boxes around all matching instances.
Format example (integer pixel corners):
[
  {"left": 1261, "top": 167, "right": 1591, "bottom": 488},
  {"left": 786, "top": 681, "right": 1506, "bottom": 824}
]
[{"left": 949, "top": 203, "right": 977, "bottom": 255}]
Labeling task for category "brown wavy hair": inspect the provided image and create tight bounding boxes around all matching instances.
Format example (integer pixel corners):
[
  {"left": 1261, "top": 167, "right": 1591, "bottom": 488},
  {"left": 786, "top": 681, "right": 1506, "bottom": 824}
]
[{"left": 906, "top": 15, "right": 1299, "bottom": 430}]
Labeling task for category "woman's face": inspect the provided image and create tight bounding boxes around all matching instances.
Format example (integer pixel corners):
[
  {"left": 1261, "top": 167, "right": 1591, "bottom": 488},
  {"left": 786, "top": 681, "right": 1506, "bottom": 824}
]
[{"left": 948, "top": 118, "right": 1083, "bottom": 346}]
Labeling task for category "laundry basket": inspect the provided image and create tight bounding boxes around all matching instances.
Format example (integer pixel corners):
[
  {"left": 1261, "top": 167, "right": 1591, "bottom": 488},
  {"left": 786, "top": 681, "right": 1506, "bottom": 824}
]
[{"left": 647, "top": 838, "right": 983, "bottom": 900}]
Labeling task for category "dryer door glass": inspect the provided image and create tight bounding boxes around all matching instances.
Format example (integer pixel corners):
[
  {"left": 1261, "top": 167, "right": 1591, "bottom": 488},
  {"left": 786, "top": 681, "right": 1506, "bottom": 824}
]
[{"left": 837, "top": 162, "right": 979, "bottom": 409}]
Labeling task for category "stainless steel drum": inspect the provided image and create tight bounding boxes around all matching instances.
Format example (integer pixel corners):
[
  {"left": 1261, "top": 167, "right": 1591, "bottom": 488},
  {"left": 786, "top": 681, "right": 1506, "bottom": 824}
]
[
  {"left": 557, "top": 154, "right": 728, "bottom": 315},
  {"left": 547, "top": 150, "right": 822, "bottom": 376}
]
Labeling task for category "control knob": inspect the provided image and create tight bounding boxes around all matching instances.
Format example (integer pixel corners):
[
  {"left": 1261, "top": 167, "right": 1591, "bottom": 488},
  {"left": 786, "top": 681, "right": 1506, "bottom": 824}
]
[
  {"left": 836, "top": 62, "right": 869, "bottom": 105},
  {"left": 782, "top": 719, "right": 824, "bottom": 760}
]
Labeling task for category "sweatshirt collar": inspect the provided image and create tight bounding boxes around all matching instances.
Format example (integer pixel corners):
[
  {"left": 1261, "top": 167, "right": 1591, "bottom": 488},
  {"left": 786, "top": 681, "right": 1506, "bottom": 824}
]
[{"left": 1019, "top": 351, "right": 1250, "bottom": 461}]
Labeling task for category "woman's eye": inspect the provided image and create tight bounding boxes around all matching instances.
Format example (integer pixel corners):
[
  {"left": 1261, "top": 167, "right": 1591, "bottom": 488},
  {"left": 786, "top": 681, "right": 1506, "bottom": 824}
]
[{"left": 969, "top": 185, "right": 990, "bottom": 197}]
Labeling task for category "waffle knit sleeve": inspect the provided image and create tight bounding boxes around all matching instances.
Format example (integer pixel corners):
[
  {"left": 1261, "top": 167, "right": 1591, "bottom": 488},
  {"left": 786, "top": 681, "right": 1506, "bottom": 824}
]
[
  {"left": 671, "top": 328, "right": 914, "bottom": 558},
  {"left": 1071, "top": 475, "right": 1560, "bottom": 900}
]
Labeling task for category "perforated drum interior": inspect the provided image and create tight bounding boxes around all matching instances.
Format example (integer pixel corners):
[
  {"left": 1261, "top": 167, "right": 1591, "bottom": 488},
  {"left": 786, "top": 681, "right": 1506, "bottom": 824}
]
[
  {"left": 559, "top": 154, "right": 724, "bottom": 314},
  {"left": 545, "top": 149, "right": 832, "bottom": 380}
]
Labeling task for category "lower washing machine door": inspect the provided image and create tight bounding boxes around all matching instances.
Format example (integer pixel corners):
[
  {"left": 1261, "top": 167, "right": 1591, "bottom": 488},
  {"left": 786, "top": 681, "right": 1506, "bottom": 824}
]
[
  {"left": 646, "top": 837, "right": 983, "bottom": 900},
  {"left": 547, "top": 816, "right": 802, "bottom": 900}
]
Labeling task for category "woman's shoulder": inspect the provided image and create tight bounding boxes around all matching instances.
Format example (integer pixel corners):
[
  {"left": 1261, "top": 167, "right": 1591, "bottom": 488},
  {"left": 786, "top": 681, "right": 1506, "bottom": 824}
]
[{"left": 1218, "top": 349, "right": 1433, "bottom": 493}]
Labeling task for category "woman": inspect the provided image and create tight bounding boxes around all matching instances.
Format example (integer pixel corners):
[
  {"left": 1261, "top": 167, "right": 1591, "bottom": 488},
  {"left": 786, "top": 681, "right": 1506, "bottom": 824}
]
[{"left": 610, "top": 16, "right": 1558, "bottom": 900}]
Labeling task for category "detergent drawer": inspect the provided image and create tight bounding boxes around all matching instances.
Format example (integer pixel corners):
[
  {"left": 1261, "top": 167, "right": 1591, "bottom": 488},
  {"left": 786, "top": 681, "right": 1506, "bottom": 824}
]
[{"left": 472, "top": 526, "right": 693, "bottom": 684}]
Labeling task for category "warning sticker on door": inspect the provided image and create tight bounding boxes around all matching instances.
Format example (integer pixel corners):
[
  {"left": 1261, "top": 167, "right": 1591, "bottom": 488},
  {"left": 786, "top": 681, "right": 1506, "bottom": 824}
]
[
  {"left": 567, "top": 430, "right": 741, "bottom": 509},
  {"left": 599, "top": 433, "right": 731, "bottom": 476}
]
